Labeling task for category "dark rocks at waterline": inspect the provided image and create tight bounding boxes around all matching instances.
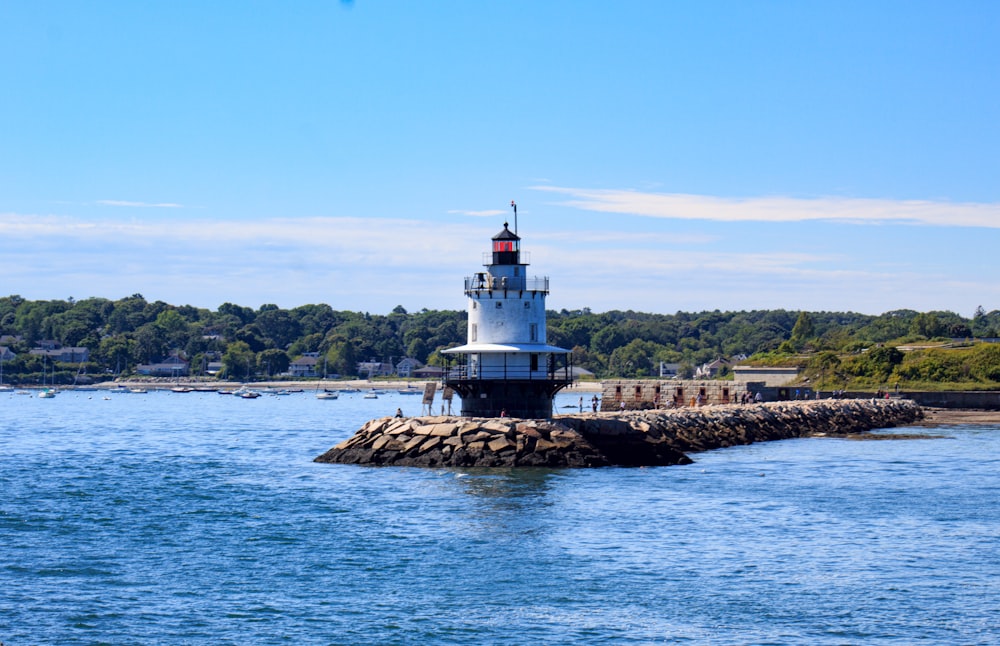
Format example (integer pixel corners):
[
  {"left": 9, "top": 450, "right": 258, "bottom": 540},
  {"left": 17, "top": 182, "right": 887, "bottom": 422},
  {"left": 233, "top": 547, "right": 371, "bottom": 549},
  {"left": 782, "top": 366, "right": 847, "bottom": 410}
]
[
  {"left": 316, "top": 416, "right": 612, "bottom": 468},
  {"left": 314, "top": 399, "right": 924, "bottom": 468}
]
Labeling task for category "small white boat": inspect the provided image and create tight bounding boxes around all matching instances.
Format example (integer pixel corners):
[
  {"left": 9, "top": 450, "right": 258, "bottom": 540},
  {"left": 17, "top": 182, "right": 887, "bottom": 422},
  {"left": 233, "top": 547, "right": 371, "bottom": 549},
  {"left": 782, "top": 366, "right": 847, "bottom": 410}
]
[
  {"left": 316, "top": 391, "right": 339, "bottom": 400},
  {"left": 129, "top": 387, "right": 148, "bottom": 394},
  {"left": 363, "top": 392, "right": 378, "bottom": 399},
  {"left": 38, "top": 388, "right": 57, "bottom": 399}
]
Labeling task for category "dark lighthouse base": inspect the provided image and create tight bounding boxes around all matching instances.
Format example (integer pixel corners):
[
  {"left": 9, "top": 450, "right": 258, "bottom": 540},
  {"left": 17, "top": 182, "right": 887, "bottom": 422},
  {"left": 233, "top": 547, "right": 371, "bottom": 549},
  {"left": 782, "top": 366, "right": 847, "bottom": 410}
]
[{"left": 445, "top": 378, "right": 569, "bottom": 419}]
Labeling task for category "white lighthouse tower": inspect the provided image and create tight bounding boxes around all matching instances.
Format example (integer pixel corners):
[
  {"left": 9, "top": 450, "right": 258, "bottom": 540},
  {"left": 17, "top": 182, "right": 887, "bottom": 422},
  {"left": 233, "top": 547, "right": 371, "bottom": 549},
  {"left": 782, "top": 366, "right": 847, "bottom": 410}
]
[{"left": 443, "top": 213, "right": 573, "bottom": 418}]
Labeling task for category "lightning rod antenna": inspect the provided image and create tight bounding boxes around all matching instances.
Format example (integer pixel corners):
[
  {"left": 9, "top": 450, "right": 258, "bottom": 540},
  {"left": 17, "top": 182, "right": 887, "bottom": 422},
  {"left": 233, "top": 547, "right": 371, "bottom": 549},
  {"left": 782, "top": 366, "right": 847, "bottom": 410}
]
[{"left": 510, "top": 200, "right": 517, "bottom": 235}]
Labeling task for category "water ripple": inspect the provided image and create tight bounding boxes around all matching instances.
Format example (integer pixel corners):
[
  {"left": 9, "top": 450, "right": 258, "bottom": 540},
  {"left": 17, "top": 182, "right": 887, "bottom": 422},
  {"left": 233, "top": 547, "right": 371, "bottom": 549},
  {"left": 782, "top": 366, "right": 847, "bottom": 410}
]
[{"left": 2, "top": 392, "right": 999, "bottom": 644}]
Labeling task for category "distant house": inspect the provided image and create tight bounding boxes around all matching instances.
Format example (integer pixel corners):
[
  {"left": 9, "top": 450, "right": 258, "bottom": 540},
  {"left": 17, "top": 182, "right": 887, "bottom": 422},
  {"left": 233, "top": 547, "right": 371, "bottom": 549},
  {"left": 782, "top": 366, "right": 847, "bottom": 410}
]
[
  {"left": 658, "top": 362, "right": 681, "bottom": 378},
  {"left": 395, "top": 357, "right": 423, "bottom": 377},
  {"left": 289, "top": 353, "right": 320, "bottom": 378},
  {"left": 412, "top": 365, "right": 445, "bottom": 379},
  {"left": 357, "top": 361, "right": 393, "bottom": 378},
  {"left": 0, "top": 346, "right": 15, "bottom": 362},
  {"left": 136, "top": 355, "right": 190, "bottom": 377},
  {"left": 695, "top": 358, "right": 730, "bottom": 379},
  {"left": 30, "top": 345, "right": 90, "bottom": 363}
]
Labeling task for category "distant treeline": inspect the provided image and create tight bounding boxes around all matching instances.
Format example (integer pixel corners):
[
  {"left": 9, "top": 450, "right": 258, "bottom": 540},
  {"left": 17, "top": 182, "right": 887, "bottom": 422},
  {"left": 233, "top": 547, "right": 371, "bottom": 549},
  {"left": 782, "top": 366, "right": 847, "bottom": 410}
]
[{"left": 1, "top": 294, "right": 999, "bottom": 387}]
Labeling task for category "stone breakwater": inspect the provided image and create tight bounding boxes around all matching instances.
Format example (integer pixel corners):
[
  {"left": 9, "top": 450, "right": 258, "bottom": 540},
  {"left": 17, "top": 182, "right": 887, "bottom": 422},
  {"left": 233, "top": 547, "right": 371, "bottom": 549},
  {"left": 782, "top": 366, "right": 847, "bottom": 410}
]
[{"left": 314, "top": 398, "right": 924, "bottom": 468}]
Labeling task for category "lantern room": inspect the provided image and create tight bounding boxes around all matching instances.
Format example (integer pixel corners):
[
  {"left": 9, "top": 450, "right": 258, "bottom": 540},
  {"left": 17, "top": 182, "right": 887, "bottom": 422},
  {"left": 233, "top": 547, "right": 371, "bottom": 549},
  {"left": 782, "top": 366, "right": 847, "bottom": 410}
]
[{"left": 491, "top": 223, "right": 520, "bottom": 265}]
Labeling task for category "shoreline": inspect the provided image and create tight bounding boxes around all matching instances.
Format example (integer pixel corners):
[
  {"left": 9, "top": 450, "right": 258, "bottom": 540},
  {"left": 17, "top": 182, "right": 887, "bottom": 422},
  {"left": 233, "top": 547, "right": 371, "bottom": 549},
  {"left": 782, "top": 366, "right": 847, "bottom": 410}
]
[
  {"left": 21, "top": 378, "right": 606, "bottom": 393},
  {"left": 8, "top": 380, "right": 999, "bottom": 423},
  {"left": 913, "top": 407, "right": 1000, "bottom": 426}
]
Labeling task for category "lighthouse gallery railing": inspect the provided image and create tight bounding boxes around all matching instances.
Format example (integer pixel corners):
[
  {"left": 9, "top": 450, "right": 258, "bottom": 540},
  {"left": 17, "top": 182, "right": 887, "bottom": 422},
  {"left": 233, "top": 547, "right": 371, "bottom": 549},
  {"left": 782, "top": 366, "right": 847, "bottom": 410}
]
[
  {"left": 463, "top": 275, "right": 549, "bottom": 294},
  {"left": 445, "top": 356, "right": 574, "bottom": 385}
]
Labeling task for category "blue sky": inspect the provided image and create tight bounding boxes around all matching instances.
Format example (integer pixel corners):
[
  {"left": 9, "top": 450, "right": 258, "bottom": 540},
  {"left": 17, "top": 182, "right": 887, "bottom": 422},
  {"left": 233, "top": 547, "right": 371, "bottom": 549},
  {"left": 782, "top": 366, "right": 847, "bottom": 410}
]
[{"left": 2, "top": 1, "right": 998, "bottom": 316}]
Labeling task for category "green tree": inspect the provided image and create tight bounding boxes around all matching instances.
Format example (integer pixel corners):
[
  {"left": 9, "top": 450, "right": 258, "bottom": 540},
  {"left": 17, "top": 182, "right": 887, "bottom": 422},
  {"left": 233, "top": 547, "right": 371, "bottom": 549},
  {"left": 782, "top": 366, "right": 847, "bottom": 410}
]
[
  {"left": 218, "top": 302, "right": 255, "bottom": 326},
  {"left": 257, "top": 348, "right": 290, "bottom": 377},
  {"left": 591, "top": 326, "right": 627, "bottom": 355},
  {"left": 790, "top": 311, "right": 815, "bottom": 349},
  {"left": 909, "top": 312, "right": 945, "bottom": 339},
  {"left": 133, "top": 323, "right": 167, "bottom": 364},
  {"left": 98, "top": 335, "right": 136, "bottom": 375},
  {"left": 325, "top": 335, "right": 358, "bottom": 377},
  {"left": 222, "top": 341, "right": 256, "bottom": 380},
  {"left": 608, "top": 339, "right": 665, "bottom": 377},
  {"left": 863, "top": 346, "right": 904, "bottom": 381},
  {"left": 156, "top": 309, "right": 191, "bottom": 349},
  {"left": 107, "top": 294, "right": 149, "bottom": 333},
  {"left": 406, "top": 337, "right": 429, "bottom": 363}
]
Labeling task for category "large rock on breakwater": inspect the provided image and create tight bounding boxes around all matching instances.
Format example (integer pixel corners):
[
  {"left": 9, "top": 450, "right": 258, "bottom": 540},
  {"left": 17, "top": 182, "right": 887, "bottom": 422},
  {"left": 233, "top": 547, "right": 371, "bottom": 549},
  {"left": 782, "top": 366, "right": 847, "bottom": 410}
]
[{"left": 314, "top": 398, "right": 924, "bottom": 468}]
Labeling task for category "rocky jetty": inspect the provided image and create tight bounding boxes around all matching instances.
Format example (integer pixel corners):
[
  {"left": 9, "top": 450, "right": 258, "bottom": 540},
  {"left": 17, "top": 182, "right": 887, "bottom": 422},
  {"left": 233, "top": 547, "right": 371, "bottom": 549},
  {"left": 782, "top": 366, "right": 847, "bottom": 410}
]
[{"left": 314, "top": 398, "right": 924, "bottom": 468}]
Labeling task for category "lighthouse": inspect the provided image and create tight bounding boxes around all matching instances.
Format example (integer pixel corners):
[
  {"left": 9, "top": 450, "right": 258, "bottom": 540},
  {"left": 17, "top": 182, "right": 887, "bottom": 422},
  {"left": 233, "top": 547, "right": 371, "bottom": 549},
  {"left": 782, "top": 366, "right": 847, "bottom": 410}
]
[{"left": 443, "top": 216, "right": 573, "bottom": 418}]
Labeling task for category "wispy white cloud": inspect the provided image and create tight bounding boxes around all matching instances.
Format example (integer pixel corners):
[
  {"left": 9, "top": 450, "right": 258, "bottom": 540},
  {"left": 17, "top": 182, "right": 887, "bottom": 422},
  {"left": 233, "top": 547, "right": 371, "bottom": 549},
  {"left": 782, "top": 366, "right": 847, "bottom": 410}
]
[
  {"left": 0, "top": 213, "right": 483, "bottom": 261},
  {"left": 531, "top": 186, "right": 1000, "bottom": 228},
  {"left": 2, "top": 210, "right": 997, "bottom": 315},
  {"left": 97, "top": 200, "right": 184, "bottom": 208},
  {"left": 534, "top": 230, "right": 717, "bottom": 246},
  {"left": 542, "top": 243, "right": 1000, "bottom": 315},
  {"left": 0, "top": 213, "right": 488, "bottom": 309},
  {"left": 447, "top": 209, "right": 507, "bottom": 217}
]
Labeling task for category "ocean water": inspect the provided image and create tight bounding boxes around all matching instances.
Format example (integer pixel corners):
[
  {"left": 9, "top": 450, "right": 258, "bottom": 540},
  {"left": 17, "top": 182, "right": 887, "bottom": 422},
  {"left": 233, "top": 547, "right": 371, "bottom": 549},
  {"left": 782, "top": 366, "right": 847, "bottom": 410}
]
[{"left": 2, "top": 388, "right": 999, "bottom": 645}]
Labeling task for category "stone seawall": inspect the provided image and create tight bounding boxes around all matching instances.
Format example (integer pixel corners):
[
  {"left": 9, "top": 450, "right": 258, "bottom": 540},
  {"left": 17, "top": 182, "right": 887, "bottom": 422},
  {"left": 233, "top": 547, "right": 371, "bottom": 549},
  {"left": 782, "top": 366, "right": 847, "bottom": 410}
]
[{"left": 314, "top": 398, "right": 923, "bottom": 468}]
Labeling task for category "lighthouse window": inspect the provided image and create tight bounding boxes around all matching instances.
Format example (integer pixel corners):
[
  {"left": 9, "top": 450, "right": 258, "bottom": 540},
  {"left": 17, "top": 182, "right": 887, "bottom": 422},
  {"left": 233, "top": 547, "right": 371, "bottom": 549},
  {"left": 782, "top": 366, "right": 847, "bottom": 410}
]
[
  {"left": 471, "top": 323, "right": 477, "bottom": 342},
  {"left": 524, "top": 301, "right": 530, "bottom": 309},
  {"left": 513, "top": 266, "right": 520, "bottom": 277},
  {"left": 530, "top": 323, "right": 538, "bottom": 341},
  {"left": 495, "top": 301, "right": 502, "bottom": 308},
  {"left": 530, "top": 354, "right": 539, "bottom": 371}
]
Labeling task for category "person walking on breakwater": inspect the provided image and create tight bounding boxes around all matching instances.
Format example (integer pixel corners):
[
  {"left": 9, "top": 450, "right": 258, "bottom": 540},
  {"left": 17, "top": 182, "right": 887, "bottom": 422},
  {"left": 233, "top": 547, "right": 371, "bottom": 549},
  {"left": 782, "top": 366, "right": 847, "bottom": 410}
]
[
  {"left": 394, "top": 408, "right": 403, "bottom": 418},
  {"left": 592, "top": 395, "right": 599, "bottom": 412}
]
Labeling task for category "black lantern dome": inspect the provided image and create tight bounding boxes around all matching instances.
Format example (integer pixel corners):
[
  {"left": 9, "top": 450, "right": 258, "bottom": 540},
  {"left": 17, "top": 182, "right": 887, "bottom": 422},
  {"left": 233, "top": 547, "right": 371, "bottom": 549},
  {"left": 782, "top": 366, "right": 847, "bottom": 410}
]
[{"left": 491, "top": 222, "right": 520, "bottom": 265}]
